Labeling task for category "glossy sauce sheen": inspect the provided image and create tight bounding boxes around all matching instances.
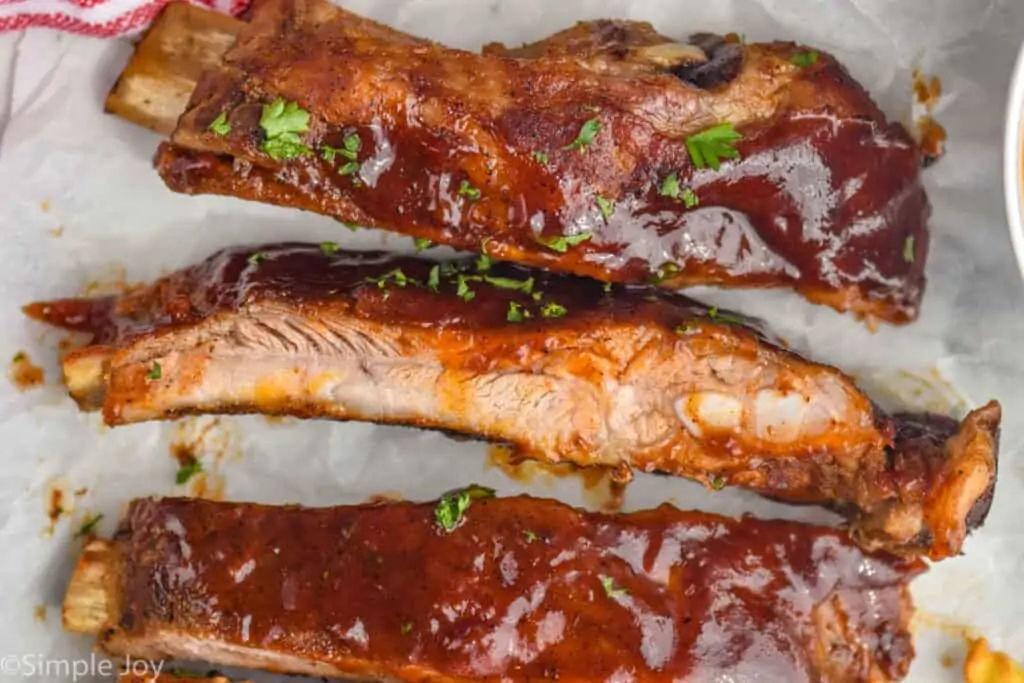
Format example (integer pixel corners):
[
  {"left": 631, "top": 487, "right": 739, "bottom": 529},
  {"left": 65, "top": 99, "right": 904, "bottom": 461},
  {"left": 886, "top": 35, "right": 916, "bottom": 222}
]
[
  {"left": 157, "top": 0, "right": 929, "bottom": 323},
  {"left": 112, "top": 496, "right": 924, "bottom": 682}
]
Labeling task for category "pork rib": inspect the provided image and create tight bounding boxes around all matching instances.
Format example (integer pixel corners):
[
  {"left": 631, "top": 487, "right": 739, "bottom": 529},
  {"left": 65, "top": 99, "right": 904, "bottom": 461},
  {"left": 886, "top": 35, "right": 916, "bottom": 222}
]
[
  {"left": 64, "top": 494, "right": 925, "bottom": 682},
  {"left": 25, "top": 244, "right": 1000, "bottom": 559},
  {"left": 156, "top": 0, "right": 930, "bottom": 324}
]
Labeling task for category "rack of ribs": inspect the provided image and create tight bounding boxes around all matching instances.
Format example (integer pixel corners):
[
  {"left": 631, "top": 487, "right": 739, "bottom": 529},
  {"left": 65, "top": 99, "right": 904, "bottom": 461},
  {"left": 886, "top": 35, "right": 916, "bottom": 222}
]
[
  {"left": 25, "top": 243, "right": 1000, "bottom": 559},
  {"left": 133, "top": 0, "right": 930, "bottom": 324},
  {"left": 63, "top": 494, "right": 925, "bottom": 682}
]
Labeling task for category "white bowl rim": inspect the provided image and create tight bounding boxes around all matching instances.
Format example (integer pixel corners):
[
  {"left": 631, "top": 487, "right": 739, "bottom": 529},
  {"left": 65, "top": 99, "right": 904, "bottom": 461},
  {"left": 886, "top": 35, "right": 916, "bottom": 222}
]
[{"left": 1004, "top": 44, "right": 1024, "bottom": 279}]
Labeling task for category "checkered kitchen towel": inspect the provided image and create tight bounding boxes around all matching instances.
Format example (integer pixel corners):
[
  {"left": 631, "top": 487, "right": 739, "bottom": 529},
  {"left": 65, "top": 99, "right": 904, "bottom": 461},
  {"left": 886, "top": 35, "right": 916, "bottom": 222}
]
[{"left": 0, "top": 0, "right": 243, "bottom": 35}]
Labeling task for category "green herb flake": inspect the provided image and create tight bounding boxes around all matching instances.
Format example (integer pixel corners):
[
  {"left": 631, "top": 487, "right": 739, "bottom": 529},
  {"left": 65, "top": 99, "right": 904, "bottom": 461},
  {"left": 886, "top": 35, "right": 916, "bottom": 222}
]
[
  {"left": 145, "top": 362, "right": 162, "bottom": 381},
  {"left": 541, "top": 301, "right": 567, "bottom": 318},
  {"left": 685, "top": 123, "right": 743, "bottom": 171},
  {"left": 533, "top": 151, "right": 550, "bottom": 165},
  {"left": 427, "top": 265, "right": 441, "bottom": 292},
  {"left": 248, "top": 251, "right": 268, "bottom": 266},
  {"left": 12, "top": 351, "right": 26, "bottom": 362},
  {"left": 401, "top": 621, "right": 413, "bottom": 635},
  {"left": 434, "top": 484, "right": 496, "bottom": 532},
  {"left": 903, "top": 236, "right": 915, "bottom": 263},
  {"left": 602, "top": 282, "right": 613, "bottom": 294},
  {"left": 366, "top": 268, "right": 410, "bottom": 289},
  {"left": 484, "top": 275, "right": 534, "bottom": 293},
  {"left": 537, "top": 232, "right": 593, "bottom": 253},
  {"left": 676, "top": 320, "right": 700, "bottom": 335},
  {"left": 260, "top": 98, "right": 309, "bottom": 138},
  {"left": 458, "top": 179, "right": 482, "bottom": 201},
  {"left": 259, "top": 98, "right": 312, "bottom": 161},
  {"left": 476, "top": 254, "right": 493, "bottom": 272},
  {"left": 790, "top": 50, "right": 819, "bottom": 67},
  {"left": 681, "top": 187, "right": 700, "bottom": 208},
  {"left": 456, "top": 275, "right": 477, "bottom": 302},
  {"left": 507, "top": 301, "right": 531, "bottom": 323},
  {"left": 414, "top": 237, "right": 433, "bottom": 252},
  {"left": 659, "top": 172, "right": 682, "bottom": 200},
  {"left": 600, "top": 575, "right": 628, "bottom": 599},
  {"left": 208, "top": 112, "right": 231, "bottom": 136},
  {"left": 320, "top": 145, "right": 341, "bottom": 163},
  {"left": 339, "top": 160, "right": 361, "bottom": 176},
  {"left": 711, "top": 475, "right": 726, "bottom": 491},
  {"left": 595, "top": 195, "right": 615, "bottom": 221},
  {"left": 523, "top": 529, "right": 539, "bottom": 543},
  {"left": 343, "top": 133, "right": 361, "bottom": 156},
  {"left": 75, "top": 513, "right": 104, "bottom": 539},
  {"left": 706, "top": 306, "right": 748, "bottom": 326},
  {"left": 531, "top": 290, "right": 544, "bottom": 301},
  {"left": 652, "top": 262, "right": 680, "bottom": 284},
  {"left": 563, "top": 117, "right": 602, "bottom": 152},
  {"left": 175, "top": 457, "right": 203, "bottom": 485},
  {"left": 320, "top": 241, "right": 341, "bottom": 256}
]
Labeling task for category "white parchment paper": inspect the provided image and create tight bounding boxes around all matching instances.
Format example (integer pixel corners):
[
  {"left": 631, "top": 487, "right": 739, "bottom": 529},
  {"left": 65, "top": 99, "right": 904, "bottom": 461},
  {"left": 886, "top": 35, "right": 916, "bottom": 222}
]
[{"left": 1, "top": 0, "right": 1023, "bottom": 680}]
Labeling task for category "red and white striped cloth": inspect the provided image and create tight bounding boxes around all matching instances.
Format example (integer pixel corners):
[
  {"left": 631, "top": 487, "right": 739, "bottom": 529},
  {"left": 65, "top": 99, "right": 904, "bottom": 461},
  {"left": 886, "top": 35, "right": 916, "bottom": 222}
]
[{"left": 0, "top": 0, "right": 245, "bottom": 36}]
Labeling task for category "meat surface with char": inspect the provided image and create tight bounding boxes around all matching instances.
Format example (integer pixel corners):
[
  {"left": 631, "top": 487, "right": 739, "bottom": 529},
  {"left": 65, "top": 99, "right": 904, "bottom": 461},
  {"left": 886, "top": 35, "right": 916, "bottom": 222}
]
[
  {"left": 63, "top": 494, "right": 926, "bottom": 682},
  {"left": 156, "top": 0, "right": 930, "bottom": 324},
  {"left": 25, "top": 243, "right": 1000, "bottom": 560}
]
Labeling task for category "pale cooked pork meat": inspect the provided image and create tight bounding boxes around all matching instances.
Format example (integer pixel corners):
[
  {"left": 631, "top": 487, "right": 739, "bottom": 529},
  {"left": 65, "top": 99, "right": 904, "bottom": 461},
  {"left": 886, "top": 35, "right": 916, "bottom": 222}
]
[
  {"left": 156, "top": 0, "right": 930, "bottom": 324},
  {"left": 64, "top": 495, "right": 925, "bottom": 682},
  {"left": 25, "top": 243, "right": 1000, "bottom": 559}
]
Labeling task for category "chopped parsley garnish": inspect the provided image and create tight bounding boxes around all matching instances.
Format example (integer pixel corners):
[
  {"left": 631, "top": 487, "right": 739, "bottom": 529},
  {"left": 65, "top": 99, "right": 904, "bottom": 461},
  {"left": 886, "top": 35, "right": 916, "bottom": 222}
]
[
  {"left": 661, "top": 173, "right": 701, "bottom": 208},
  {"left": 484, "top": 275, "right": 534, "bottom": 293},
  {"left": 685, "top": 123, "right": 742, "bottom": 171},
  {"left": 602, "top": 282, "right": 613, "bottom": 294},
  {"left": 537, "top": 232, "right": 593, "bottom": 253},
  {"left": 903, "top": 236, "right": 915, "bottom": 263},
  {"left": 75, "top": 513, "right": 104, "bottom": 539},
  {"left": 458, "top": 180, "right": 482, "bottom": 201},
  {"left": 507, "top": 301, "right": 530, "bottom": 322},
  {"left": 541, "top": 301, "right": 567, "bottom": 318},
  {"left": 434, "top": 484, "right": 495, "bottom": 532},
  {"left": 790, "top": 50, "right": 819, "bottom": 67},
  {"left": 414, "top": 237, "right": 432, "bottom": 252},
  {"left": 706, "top": 306, "right": 747, "bottom": 326},
  {"left": 523, "top": 529, "right": 539, "bottom": 543},
  {"left": 533, "top": 151, "right": 549, "bottom": 165},
  {"left": 175, "top": 456, "right": 203, "bottom": 485},
  {"left": 145, "top": 362, "right": 162, "bottom": 380},
  {"left": 711, "top": 475, "right": 726, "bottom": 491},
  {"left": 456, "top": 275, "right": 476, "bottom": 302},
  {"left": 208, "top": 112, "right": 231, "bottom": 136},
  {"left": 366, "top": 268, "right": 410, "bottom": 289},
  {"left": 659, "top": 173, "right": 682, "bottom": 199},
  {"left": 595, "top": 195, "right": 615, "bottom": 221},
  {"left": 652, "top": 262, "right": 680, "bottom": 284},
  {"left": 427, "top": 265, "right": 441, "bottom": 291},
  {"left": 320, "top": 241, "right": 341, "bottom": 256},
  {"left": 248, "top": 251, "right": 268, "bottom": 266},
  {"left": 339, "top": 161, "right": 361, "bottom": 176},
  {"left": 476, "top": 254, "right": 493, "bottom": 271},
  {"left": 12, "top": 351, "right": 26, "bottom": 362},
  {"left": 676, "top": 320, "right": 700, "bottom": 335},
  {"left": 600, "top": 575, "right": 628, "bottom": 599},
  {"left": 563, "top": 117, "right": 602, "bottom": 152},
  {"left": 531, "top": 290, "right": 544, "bottom": 301},
  {"left": 259, "top": 98, "right": 312, "bottom": 160},
  {"left": 401, "top": 621, "right": 413, "bottom": 635}
]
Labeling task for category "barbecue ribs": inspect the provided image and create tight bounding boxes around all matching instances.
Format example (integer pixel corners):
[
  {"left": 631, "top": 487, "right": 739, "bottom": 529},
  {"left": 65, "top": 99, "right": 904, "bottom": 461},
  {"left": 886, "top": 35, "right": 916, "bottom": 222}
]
[
  {"left": 64, "top": 494, "right": 925, "bottom": 682},
  {"left": 154, "top": 0, "right": 930, "bottom": 323},
  {"left": 25, "top": 244, "right": 1000, "bottom": 559}
]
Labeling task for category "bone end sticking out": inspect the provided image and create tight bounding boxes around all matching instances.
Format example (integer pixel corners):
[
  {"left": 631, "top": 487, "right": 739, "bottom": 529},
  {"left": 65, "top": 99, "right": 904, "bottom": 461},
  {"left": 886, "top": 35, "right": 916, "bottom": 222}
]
[{"left": 105, "top": 2, "right": 242, "bottom": 136}]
